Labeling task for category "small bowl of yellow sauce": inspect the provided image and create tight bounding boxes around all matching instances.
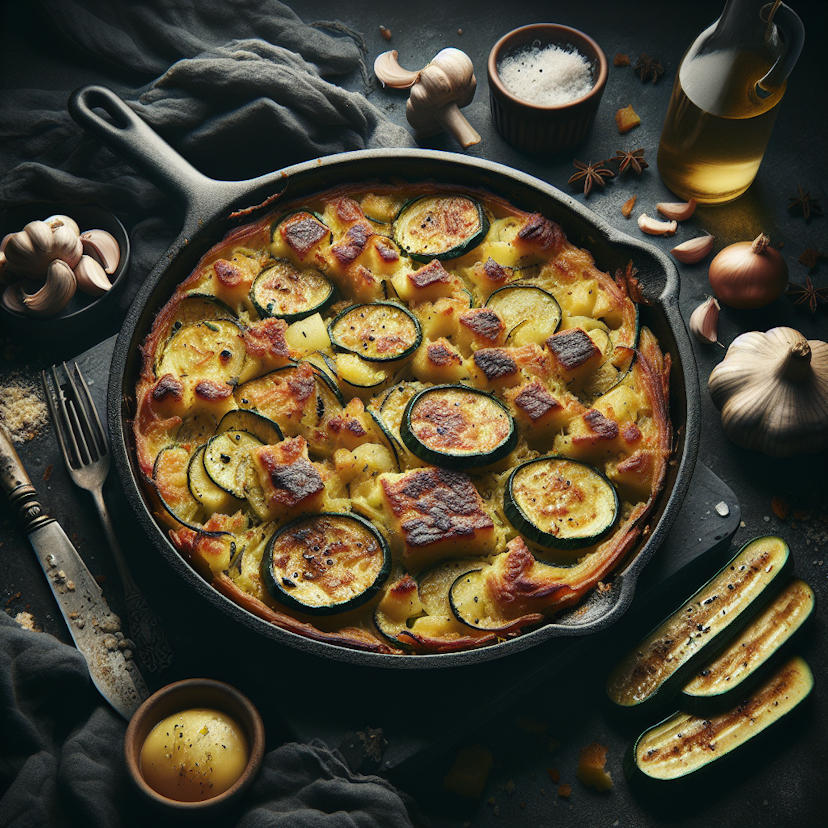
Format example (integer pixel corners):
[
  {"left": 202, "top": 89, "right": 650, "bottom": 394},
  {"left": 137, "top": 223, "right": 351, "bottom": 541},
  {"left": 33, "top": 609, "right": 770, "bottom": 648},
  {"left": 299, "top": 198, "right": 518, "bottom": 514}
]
[{"left": 125, "top": 678, "right": 265, "bottom": 813}]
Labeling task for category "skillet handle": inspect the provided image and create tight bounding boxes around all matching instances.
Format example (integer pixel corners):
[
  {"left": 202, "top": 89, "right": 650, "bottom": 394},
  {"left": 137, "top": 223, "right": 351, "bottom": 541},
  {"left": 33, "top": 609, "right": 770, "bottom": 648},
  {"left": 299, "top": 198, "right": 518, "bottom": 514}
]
[{"left": 68, "top": 85, "right": 253, "bottom": 218}]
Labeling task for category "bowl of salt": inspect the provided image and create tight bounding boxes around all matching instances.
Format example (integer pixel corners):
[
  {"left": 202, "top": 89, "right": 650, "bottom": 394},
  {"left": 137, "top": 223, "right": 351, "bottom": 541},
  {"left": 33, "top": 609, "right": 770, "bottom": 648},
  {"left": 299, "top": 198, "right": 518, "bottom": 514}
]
[{"left": 488, "top": 24, "right": 607, "bottom": 154}]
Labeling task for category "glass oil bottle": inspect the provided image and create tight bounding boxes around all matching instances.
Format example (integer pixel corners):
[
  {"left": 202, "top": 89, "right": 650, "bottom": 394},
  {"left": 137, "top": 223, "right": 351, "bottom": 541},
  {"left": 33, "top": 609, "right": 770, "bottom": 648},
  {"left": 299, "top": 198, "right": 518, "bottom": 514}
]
[{"left": 657, "top": 0, "right": 804, "bottom": 204}]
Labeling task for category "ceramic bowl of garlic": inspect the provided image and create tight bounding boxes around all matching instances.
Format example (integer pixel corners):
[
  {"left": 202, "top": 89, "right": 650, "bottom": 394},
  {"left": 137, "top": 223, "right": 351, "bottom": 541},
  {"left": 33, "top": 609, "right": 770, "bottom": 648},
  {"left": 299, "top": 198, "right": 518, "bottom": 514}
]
[
  {"left": 488, "top": 24, "right": 608, "bottom": 154},
  {"left": 0, "top": 202, "right": 130, "bottom": 342}
]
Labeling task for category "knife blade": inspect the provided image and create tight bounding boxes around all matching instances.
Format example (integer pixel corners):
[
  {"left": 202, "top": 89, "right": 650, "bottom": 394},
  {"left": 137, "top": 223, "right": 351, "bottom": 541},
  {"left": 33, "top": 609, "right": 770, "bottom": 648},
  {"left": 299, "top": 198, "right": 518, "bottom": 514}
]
[{"left": 0, "top": 425, "right": 149, "bottom": 719}]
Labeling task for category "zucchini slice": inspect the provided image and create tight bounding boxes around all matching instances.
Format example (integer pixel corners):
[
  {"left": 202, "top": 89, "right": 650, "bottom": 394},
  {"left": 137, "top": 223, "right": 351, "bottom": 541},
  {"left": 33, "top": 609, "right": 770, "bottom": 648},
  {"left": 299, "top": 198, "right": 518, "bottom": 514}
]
[
  {"left": 152, "top": 444, "right": 206, "bottom": 529},
  {"left": 606, "top": 535, "right": 793, "bottom": 717},
  {"left": 626, "top": 656, "right": 814, "bottom": 789},
  {"left": 216, "top": 409, "right": 283, "bottom": 444},
  {"left": 504, "top": 456, "right": 619, "bottom": 549},
  {"left": 393, "top": 194, "right": 489, "bottom": 263},
  {"left": 400, "top": 384, "right": 517, "bottom": 469},
  {"left": 328, "top": 302, "right": 422, "bottom": 362},
  {"left": 203, "top": 429, "right": 264, "bottom": 498},
  {"left": 187, "top": 445, "right": 244, "bottom": 514},
  {"left": 679, "top": 578, "right": 815, "bottom": 714},
  {"left": 155, "top": 319, "right": 247, "bottom": 384},
  {"left": 485, "top": 284, "right": 562, "bottom": 346},
  {"left": 448, "top": 567, "right": 541, "bottom": 633},
  {"left": 250, "top": 260, "right": 335, "bottom": 321},
  {"left": 335, "top": 353, "right": 391, "bottom": 399},
  {"left": 262, "top": 513, "right": 391, "bottom": 616}
]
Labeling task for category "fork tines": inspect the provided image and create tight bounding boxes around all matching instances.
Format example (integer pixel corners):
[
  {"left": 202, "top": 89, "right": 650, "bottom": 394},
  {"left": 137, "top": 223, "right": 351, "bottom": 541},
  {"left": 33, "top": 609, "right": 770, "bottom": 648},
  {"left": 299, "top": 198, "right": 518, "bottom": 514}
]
[{"left": 42, "top": 362, "right": 107, "bottom": 473}]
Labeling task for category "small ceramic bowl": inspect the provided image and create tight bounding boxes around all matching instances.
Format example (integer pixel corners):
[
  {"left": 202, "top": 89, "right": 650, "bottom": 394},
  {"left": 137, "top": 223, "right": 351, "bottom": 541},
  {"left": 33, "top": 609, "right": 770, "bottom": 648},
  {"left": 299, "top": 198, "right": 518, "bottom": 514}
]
[
  {"left": 0, "top": 202, "right": 130, "bottom": 343},
  {"left": 488, "top": 24, "right": 608, "bottom": 154},
  {"left": 124, "top": 678, "right": 265, "bottom": 815}
]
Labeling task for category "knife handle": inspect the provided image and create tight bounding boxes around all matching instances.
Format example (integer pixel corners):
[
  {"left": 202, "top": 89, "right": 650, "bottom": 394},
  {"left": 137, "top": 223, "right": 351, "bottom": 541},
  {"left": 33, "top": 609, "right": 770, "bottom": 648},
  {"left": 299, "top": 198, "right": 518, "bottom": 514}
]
[{"left": 0, "top": 426, "right": 52, "bottom": 533}]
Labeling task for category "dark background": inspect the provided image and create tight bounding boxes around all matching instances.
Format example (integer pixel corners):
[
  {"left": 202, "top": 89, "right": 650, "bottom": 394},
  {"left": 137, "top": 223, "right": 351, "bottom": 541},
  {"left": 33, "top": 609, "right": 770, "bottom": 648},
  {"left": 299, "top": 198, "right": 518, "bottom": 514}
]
[{"left": 1, "top": 2, "right": 826, "bottom": 827}]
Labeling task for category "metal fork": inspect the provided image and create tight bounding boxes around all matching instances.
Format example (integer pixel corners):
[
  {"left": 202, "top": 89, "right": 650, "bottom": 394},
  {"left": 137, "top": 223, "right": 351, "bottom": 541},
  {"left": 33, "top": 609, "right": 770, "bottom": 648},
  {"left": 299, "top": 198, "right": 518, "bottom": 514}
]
[{"left": 42, "top": 361, "right": 173, "bottom": 673}]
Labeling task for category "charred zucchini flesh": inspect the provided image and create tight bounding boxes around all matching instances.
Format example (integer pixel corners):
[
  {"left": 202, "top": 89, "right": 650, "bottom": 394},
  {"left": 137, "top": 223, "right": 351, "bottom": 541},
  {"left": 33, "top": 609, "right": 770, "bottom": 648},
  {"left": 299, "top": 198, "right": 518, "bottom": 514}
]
[
  {"left": 606, "top": 535, "right": 793, "bottom": 716},
  {"left": 328, "top": 302, "right": 422, "bottom": 362},
  {"left": 400, "top": 384, "right": 517, "bottom": 469},
  {"left": 626, "top": 655, "right": 813, "bottom": 787},
  {"left": 262, "top": 513, "right": 390, "bottom": 615},
  {"left": 504, "top": 456, "right": 619, "bottom": 549},
  {"left": 393, "top": 194, "right": 489, "bottom": 262},
  {"left": 485, "top": 284, "right": 562, "bottom": 346},
  {"left": 250, "top": 260, "right": 335, "bottom": 321}
]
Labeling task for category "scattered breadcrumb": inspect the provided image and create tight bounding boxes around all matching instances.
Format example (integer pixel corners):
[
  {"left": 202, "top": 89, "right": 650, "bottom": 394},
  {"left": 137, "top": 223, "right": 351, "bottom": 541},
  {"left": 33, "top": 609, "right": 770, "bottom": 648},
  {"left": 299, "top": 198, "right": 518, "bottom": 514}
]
[
  {"left": 443, "top": 744, "right": 493, "bottom": 798},
  {"left": 379, "top": 25, "right": 392, "bottom": 40},
  {"left": 771, "top": 496, "right": 790, "bottom": 520},
  {"left": 622, "top": 195, "right": 637, "bottom": 218},
  {"left": 558, "top": 783, "right": 572, "bottom": 798},
  {"left": 613, "top": 53, "right": 631, "bottom": 67},
  {"left": 546, "top": 767, "right": 560, "bottom": 783},
  {"left": 576, "top": 742, "right": 613, "bottom": 791},
  {"left": 0, "top": 373, "right": 49, "bottom": 443},
  {"left": 615, "top": 104, "right": 641, "bottom": 134},
  {"left": 798, "top": 248, "right": 822, "bottom": 269},
  {"left": 14, "top": 612, "right": 40, "bottom": 632}
]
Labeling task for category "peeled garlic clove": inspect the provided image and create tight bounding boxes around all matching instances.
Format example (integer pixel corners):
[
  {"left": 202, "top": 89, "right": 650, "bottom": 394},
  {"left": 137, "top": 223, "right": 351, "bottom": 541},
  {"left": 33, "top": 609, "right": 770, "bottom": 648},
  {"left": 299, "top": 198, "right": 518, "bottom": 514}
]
[
  {"left": 22, "top": 258, "right": 77, "bottom": 316},
  {"left": 80, "top": 229, "right": 120, "bottom": 274},
  {"left": 671, "top": 234, "right": 716, "bottom": 264},
  {"left": 374, "top": 50, "right": 421, "bottom": 88},
  {"left": 689, "top": 296, "right": 720, "bottom": 345},
  {"left": 656, "top": 198, "right": 697, "bottom": 221},
  {"left": 44, "top": 214, "right": 81, "bottom": 237},
  {"left": 74, "top": 254, "right": 112, "bottom": 296},
  {"left": 638, "top": 213, "right": 678, "bottom": 236}
]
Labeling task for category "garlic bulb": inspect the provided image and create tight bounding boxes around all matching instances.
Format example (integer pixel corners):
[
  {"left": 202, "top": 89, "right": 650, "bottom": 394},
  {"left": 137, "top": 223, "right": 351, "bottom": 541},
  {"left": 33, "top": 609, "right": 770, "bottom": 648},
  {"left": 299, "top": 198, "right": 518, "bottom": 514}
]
[
  {"left": 708, "top": 327, "right": 828, "bottom": 457},
  {"left": 374, "top": 47, "right": 481, "bottom": 148},
  {"left": 689, "top": 296, "right": 720, "bottom": 344},
  {"left": 21, "top": 259, "right": 77, "bottom": 316},
  {"left": 44, "top": 214, "right": 81, "bottom": 236},
  {"left": 2, "top": 219, "right": 82, "bottom": 277}
]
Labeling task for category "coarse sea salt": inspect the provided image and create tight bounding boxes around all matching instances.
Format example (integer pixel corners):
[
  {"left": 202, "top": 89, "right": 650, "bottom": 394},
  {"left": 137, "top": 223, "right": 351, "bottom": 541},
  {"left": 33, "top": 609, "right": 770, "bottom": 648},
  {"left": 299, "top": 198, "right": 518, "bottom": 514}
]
[{"left": 498, "top": 43, "right": 593, "bottom": 106}]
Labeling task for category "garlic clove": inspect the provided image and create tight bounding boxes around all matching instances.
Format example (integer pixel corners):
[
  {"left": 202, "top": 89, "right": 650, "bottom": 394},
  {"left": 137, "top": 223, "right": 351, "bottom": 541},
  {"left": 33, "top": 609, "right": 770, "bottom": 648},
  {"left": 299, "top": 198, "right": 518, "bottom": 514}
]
[
  {"left": 80, "top": 229, "right": 120, "bottom": 274},
  {"left": 671, "top": 234, "right": 716, "bottom": 264},
  {"left": 22, "top": 258, "right": 77, "bottom": 316},
  {"left": 23, "top": 221, "right": 55, "bottom": 255},
  {"left": 374, "top": 50, "right": 420, "bottom": 88},
  {"left": 689, "top": 296, "right": 720, "bottom": 344},
  {"left": 52, "top": 225, "right": 83, "bottom": 269},
  {"left": 1, "top": 282, "right": 28, "bottom": 314},
  {"left": 638, "top": 213, "right": 678, "bottom": 236},
  {"left": 656, "top": 198, "right": 697, "bottom": 221},
  {"left": 74, "top": 254, "right": 112, "bottom": 296},
  {"left": 43, "top": 214, "right": 81, "bottom": 237}
]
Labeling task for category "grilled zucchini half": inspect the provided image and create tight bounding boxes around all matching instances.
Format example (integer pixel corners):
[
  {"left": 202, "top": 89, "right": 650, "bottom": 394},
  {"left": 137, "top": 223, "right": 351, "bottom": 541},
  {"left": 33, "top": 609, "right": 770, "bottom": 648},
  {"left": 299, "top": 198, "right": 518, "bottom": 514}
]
[
  {"left": 606, "top": 535, "right": 793, "bottom": 718},
  {"left": 328, "top": 301, "right": 422, "bottom": 362},
  {"left": 679, "top": 578, "right": 815, "bottom": 715},
  {"left": 262, "top": 512, "right": 391, "bottom": 615},
  {"left": 400, "top": 384, "right": 517, "bottom": 469},
  {"left": 250, "top": 260, "right": 335, "bottom": 321},
  {"left": 485, "top": 284, "right": 562, "bottom": 346},
  {"left": 504, "top": 456, "right": 619, "bottom": 549},
  {"left": 393, "top": 194, "right": 489, "bottom": 263},
  {"left": 626, "top": 655, "right": 813, "bottom": 790}
]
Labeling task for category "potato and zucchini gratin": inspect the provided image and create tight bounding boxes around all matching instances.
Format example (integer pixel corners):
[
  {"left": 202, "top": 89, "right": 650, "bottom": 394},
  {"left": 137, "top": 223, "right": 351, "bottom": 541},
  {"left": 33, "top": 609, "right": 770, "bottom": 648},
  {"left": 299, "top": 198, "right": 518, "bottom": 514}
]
[{"left": 134, "top": 185, "right": 672, "bottom": 654}]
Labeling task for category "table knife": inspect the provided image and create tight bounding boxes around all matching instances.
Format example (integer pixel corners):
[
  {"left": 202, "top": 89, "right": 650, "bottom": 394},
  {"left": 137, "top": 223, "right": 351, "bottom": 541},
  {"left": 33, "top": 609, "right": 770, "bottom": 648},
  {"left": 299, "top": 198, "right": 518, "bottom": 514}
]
[{"left": 0, "top": 425, "right": 149, "bottom": 719}]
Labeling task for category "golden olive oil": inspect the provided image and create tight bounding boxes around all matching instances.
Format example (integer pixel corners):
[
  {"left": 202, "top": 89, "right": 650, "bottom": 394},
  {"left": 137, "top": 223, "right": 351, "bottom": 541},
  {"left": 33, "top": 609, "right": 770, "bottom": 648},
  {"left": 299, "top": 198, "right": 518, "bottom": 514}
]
[{"left": 657, "top": 49, "right": 786, "bottom": 204}]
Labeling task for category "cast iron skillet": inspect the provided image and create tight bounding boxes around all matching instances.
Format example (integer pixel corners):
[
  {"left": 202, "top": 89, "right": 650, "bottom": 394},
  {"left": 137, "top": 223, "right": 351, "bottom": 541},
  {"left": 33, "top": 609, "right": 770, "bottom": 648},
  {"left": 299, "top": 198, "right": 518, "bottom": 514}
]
[{"left": 68, "top": 85, "right": 700, "bottom": 669}]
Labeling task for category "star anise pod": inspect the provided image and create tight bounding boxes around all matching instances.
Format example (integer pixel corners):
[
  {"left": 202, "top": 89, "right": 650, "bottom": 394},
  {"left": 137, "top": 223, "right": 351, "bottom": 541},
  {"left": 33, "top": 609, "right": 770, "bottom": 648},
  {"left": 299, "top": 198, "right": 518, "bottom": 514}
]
[
  {"left": 787, "top": 183, "right": 822, "bottom": 220},
  {"left": 634, "top": 53, "right": 664, "bottom": 83},
  {"left": 609, "top": 148, "right": 649, "bottom": 175},
  {"left": 786, "top": 276, "right": 828, "bottom": 313},
  {"left": 568, "top": 159, "right": 615, "bottom": 196}
]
